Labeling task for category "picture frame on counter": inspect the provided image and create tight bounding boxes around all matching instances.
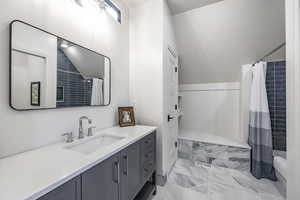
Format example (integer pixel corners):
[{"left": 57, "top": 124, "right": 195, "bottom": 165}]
[{"left": 118, "top": 106, "right": 135, "bottom": 127}]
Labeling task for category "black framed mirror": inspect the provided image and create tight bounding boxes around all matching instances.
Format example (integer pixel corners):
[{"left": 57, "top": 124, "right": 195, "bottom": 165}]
[{"left": 9, "top": 20, "right": 111, "bottom": 111}]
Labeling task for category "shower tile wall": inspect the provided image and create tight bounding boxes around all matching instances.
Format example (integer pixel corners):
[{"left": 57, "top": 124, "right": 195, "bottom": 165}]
[
  {"left": 57, "top": 49, "right": 92, "bottom": 107},
  {"left": 266, "top": 61, "right": 286, "bottom": 151}
]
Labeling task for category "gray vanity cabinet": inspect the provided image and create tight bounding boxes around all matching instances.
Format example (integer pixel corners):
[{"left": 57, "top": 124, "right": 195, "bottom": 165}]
[
  {"left": 81, "top": 153, "right": 120, "bottom": 200},
  {"left": 37, "top": 131, "right": 156, "bottom": 200},
  {"left": 140, "top": 133, "right": 156, "bottom": 185},
  {"left": 120, "top": 141, "right": 141, "bottom": 200},
  {"left": 38, "top": 176, "right": 81, "bottom": 200}
]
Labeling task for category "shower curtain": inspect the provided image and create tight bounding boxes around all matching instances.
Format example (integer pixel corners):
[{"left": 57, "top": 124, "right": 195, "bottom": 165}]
[
  {"left": 91, "top": 78, "right": 103, "bottom": 106},
  {"left": 248, "top": 62, "right": 276, "bottom": 180}
]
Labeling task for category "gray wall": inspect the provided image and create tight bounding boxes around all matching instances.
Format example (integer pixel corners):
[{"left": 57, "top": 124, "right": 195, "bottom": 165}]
[{"left": 173, "top": 0, "right": 285, "bottom": 84}]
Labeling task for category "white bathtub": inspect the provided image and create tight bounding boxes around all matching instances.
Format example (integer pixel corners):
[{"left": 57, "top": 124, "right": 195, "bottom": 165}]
[
  {"left": 178, "top": 130, "right": 251, "bottom": 171},
  {"left": 179, "top": 129, "right": 250, "bottom": 149},
  {"left": 274, "top": 151, "right": 287, "bottom": 179},
  {"left": 273, "top": 151, "right": 287, "bottom": 197}
]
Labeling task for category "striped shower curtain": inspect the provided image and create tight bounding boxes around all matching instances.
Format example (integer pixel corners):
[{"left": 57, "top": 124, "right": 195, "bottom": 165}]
[{"left": 248, "top": 62, "right": 276, "bottom": 180}]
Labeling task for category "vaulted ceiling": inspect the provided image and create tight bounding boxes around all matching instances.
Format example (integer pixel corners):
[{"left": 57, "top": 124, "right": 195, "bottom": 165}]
[
  {"left": 123, "top": 0, "right": 146, "bottom": 8},
  {"left": 167, "top": 0, "right": 224, "bottom": 15},
  {"left": 173, "top": 0, "right": 285, "bottom": 84},
  {"left": 123, "top": 0, "right": 224, "bottom": 15}
]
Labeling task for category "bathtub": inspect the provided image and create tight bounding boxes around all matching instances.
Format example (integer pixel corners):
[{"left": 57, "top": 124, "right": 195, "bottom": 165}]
[
  {"left": 179, "top": 130, "right": 250, "bottom": 149},
  {"left": 178, "top": 130, "right": 251, "bottom": 171},
  {"left": 273, "top": 151, "right": 287, "bottom": 197}
]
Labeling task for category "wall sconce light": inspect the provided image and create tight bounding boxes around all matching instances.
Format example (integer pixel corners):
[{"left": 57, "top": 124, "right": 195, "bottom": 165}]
[
  {"left": 59, "top": 40, "right": 75, "bottom": 49},
  {"left": 60, "top": 41, "right": 69, "bottom": 49}
]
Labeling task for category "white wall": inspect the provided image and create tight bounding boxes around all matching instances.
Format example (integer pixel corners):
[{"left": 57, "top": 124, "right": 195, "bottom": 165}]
[
  {"left": 11, "top": 21, "right": 58, "bottom": 109},
  {"left": 129, "top": 0, "right": 164, "bottom": 175},
  {"left": 63, "top": 45, "right": 105, "bottom": 79},
  {"left": 173, "top": 0, "right": 285, "bottom": 84},
  {"left": 179, "top": 83, "right": 241, "bottom": 143},
  {"left": 239, "top": 65, "right": 252, "bottom": 144},
  {"left": 162, "top": 0, "right": 178, "bottom": 174},
  {"left": 0, "top": 0, "right": 129, "bottom": 158},
  {"left": 12, "top": 51, "right": 48, "bottom": 109},
  {"left": 286, "top": 0, "right": 300, "bottom": 199},
  {"left": 130, "top": 0, "right": 178, "bottom": 176}
]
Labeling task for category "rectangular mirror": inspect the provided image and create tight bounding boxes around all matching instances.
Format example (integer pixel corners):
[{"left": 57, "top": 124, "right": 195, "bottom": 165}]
[{"left": 10, "top": 20, "right": 111, "bottom": 110}]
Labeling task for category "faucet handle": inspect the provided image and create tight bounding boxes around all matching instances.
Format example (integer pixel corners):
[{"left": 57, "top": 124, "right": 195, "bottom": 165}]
[
  {"left": 88, "top": 126, "right": 96, "bottom": 137},
  {"left": 62, "top": 132, "right": 74, "bottom": 143}
]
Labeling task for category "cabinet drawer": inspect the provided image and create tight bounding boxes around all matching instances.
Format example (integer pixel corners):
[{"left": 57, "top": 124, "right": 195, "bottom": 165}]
[
  {"left": 141, "top": 149, "right": 155, "bottom": 182},
  {"left": 38, "top": 176, "right": 81, "bottom": 200},
  {"left": 142, "top": 161, "right": 155, "bottom": 180},
  {"left": 143, "top": 160, "right": 155, "bottom": 173},
  {"left": 141, "top": 150, "right": 155, "bottom": 164},
  {"left": 140, "top": 132, "right": 156, "bottom": 183},
  {"left": 141, "top": 133, "right": 155, "bottom": 153}
]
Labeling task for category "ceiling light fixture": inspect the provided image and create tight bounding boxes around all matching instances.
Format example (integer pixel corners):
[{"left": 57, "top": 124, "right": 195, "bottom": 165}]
[
  {"left": 74, "top": 0, "right": 84, "bottom": 7},
  {"left": 98, "top": 0, "right": 107, "bottom": 10}
]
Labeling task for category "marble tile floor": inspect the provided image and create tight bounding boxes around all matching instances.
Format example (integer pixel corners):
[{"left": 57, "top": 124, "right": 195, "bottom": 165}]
[{"left": 153, "top": 159, "right": 285, "bottom": 200}]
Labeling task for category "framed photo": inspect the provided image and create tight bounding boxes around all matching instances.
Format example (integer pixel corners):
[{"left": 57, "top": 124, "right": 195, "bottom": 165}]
[
  {"left": 56, "top": 86, "right": 64, "bottom": 103},
  {"left": 31, "top": 82, "right": 40, "bottom": 106},
  {"left": 118, "top": 107, "right": 135, "bottom": 127}
]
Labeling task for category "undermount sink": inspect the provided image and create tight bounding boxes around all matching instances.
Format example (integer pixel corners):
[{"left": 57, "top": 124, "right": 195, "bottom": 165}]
[{"left": 64, "top": 134, "right": 125, "bottom": 155}]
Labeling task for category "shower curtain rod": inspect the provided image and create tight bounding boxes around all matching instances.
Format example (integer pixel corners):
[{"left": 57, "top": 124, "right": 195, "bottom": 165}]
[{"left": 252, "top": 42, "right": 286, "bottom": 66}]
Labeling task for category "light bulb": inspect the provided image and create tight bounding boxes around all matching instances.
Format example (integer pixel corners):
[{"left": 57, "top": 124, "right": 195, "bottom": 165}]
[
  {"left": 60, "top": 41, "right": 69, "bottom": 49},
  {"left": 99, "top": 0, "right": 107, "bottom": 10}
]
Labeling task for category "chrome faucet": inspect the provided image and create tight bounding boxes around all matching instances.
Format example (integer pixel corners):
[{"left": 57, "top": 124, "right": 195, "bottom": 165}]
[
  {"left": 78, "top": 116, "right": 92, "bottom": 139},
  {"left": 88, "top": 126, "right": 96, "bottom": 137}
]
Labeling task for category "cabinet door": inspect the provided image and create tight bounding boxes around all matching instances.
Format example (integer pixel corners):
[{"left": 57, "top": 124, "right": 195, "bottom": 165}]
[
  {"left": 82, "top": 154, "right": 120, "bottom": 200},
  {"left": 120, "top": 141, "right": 141, "bottom": 200},
  {"left": 38, "top": 176, "right": 81, "bottom": 200}
]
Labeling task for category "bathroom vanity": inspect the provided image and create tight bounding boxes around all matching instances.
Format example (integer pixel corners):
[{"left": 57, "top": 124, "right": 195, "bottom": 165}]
[
  {"left": 0, "top": 126, "right": 157, "bottom": 200},
  {"left": 4, "top": 20, "right": 157, "bottom": 200}
]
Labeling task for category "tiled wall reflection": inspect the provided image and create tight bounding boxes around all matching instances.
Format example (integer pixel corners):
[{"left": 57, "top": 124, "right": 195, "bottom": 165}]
[
  {"left": 57, "top": 49, "right": 92, "bottom": 107},
  {"left": 266, "top": 61, "right": 286, "bottom": 151}
]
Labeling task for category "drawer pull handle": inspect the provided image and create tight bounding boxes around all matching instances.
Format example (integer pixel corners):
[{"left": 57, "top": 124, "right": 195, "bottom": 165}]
[
  {"left": 113, "top": 161, "right": 120, "bottom": 183},
  {"left": 123, "top": 155, "right": 128, "bottom": 175}
]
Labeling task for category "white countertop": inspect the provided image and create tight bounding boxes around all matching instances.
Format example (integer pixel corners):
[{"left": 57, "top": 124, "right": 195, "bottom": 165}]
[{"left": 0, "top": 125, "right": 157, "bottom": 200}]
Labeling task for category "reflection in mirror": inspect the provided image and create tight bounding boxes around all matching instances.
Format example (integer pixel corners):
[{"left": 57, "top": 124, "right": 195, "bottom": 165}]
[
  {"left": 10, "top": 21, "right": 111, "bottom": 110},
  {"left": 57, "top": 38, "right": 110, "bottom": 107}
]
